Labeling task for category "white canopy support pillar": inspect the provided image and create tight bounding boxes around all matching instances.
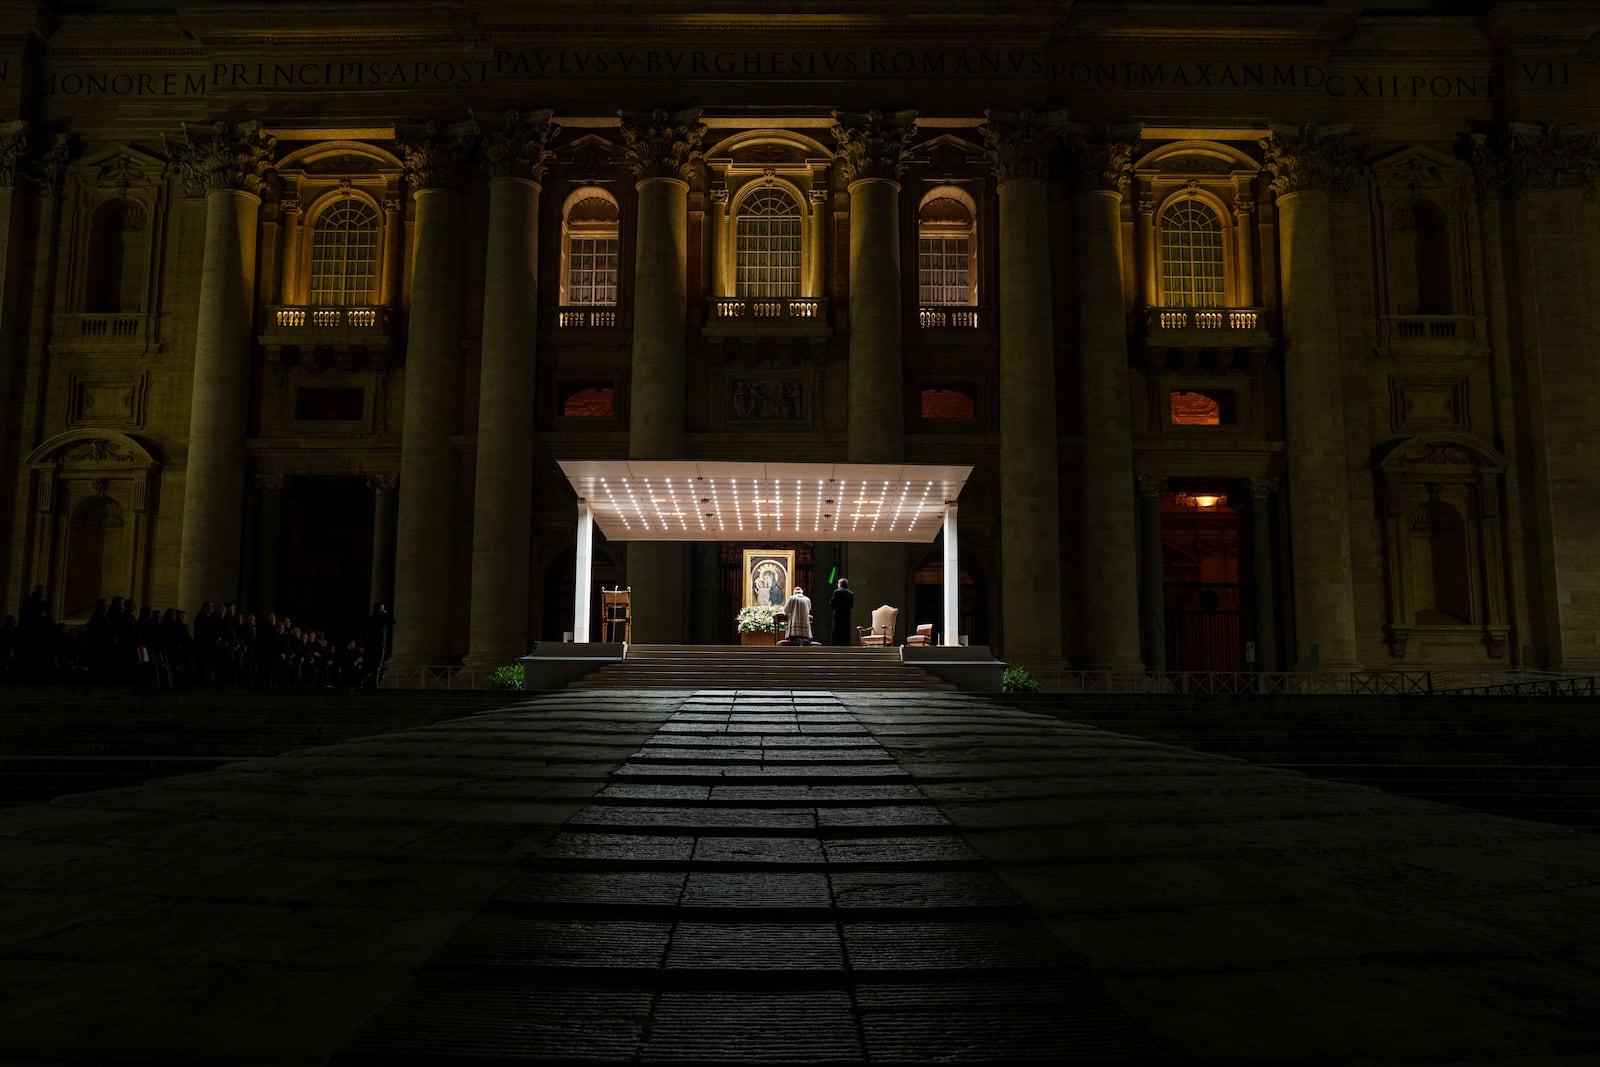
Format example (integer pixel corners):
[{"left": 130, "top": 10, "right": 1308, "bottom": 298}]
[
  {"left": 573, "top": 499, "right": 594, "bottom": 643},
  {"left": 943, "top": 502, "right": 960, "bottom": 646}
]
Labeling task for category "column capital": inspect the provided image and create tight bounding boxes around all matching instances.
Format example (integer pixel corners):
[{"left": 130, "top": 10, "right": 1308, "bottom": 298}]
[
  {"left": 1064, "top": 123, "right": 1140, "bottom": 194},
  {"left": 708, "top": 187, "right": 729, "bottom": 205},
  {"left": 253, "top": 472, "right": 287, "bottom": 493},
  {"left": 367, "top": 472, "right": 399, "bottom": 494},
  {"left": 0, "top": 120, "right": 26, "bottom": 187},
  {"left": 830, "top": 108, "right": 917, "bottom": 183},
  {"left": 396, "top": 120, "right": 477, "bottom": 194},
  {"left": 618, "top": 108, "right": 706, "bottom": 182},
  {"left": 166, "top": 119, "right": 277, "bottom": 198},
  {"left": 1260, "top": 123, "right": 1366, "bottom": 198},
  {"left": 472, "top": 108, "right": 559, "bottom": 182},
  {"left": 980, "top": 109, "right": 1069, "bottom": 183},
  {"left": 1249, "top": 475, "right": 1281, "bottom": 499},
  {"left": 1136, "top": 474, "right": 1169, "bottom": 498},
  {"left": 1470, "top": 122, "right": 1599, "bottom": 199}
]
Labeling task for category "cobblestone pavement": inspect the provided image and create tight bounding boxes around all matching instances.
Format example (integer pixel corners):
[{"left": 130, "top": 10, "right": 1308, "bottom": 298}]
[{"left": 1, "top": 690, "right": 1598, "bottom": 1065}]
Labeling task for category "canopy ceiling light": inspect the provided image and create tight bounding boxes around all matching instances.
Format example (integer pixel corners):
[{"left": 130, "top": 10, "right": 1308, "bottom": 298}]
[{"left": 557, "top": 460, "right": 973, "bottom": 543}]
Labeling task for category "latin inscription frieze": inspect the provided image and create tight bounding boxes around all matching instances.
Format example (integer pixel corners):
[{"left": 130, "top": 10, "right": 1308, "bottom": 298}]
[{"left": 16, "top": 48, "right": 1578, "bottom": 101}]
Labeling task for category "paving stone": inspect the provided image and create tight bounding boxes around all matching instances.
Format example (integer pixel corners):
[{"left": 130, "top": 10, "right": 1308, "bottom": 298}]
[
  {"left": 830, "top": 870, "right": 1023, "bottom": 911},
  {"left": 692, "top": 836, "right": 827, "bottom": 864},
  {"left": 823, "top": 836, "right": 981, "bottom": 865},
  {"left": 538, "top": 832, "right": 696, "bottom": 862},
  {"left": 816, "top": 805, "right": 951, "bottom": 828},
  {"left": 572, "top": 806, "right": 817, "bottom": 831},
  {"left": 495, "top": 869, "right": 687, "bottom": 907},
  {"left": 844, "top": 920, "right": 1078, "bottom": 970},
  {"left": 338, "top": 980, "right": 650, "bottom": 1060},
  {"left": 682, "top": 871, "right": 833, "bottom": 909},
  {"left": 666, "top": 922, "right": 844, "bottom": 970},
  {"left": 432, "top": 914, "right": 672, "bottom": 968},
  {"left": 712, "top": 784, "right": 927, "bottom": 804},
  {"left": 642, "top": 990, "right": 862, "bottom": 1062}
]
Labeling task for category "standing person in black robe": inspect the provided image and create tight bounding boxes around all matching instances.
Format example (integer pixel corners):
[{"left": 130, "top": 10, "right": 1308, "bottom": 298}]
[{"left": 828, "top": 578, "right": 855, "bottom": 646}]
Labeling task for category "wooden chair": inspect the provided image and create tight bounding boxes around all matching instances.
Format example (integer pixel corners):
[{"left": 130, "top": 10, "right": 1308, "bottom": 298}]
[
  {"left": 857, "top": 605, "right": 898, "bottom": 647},
  {"left": 905, "top": 622, "right": 934, "bottom": 646}
]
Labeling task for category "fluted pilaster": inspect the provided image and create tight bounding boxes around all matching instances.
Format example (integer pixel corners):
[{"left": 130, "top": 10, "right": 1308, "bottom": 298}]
[
  {"left": 1261, "top": 123, "right": 1365, "bottom": 669},
  {"left": 619, "top": 108, "right": 704, "bottom": 641},
  {"left": 1068, "top": 123, "right": 1143, "bottom": 670},
  {"left": 982, "top": 109, "right": 1067, "bottom": 671},
  {"left": 833, "top": 109, "right": 916, "bottom": 614},
  {"left": 466, "top": 110, "right": 557, "bottom": 668},
  {"left": 1136, "top": 475, "right": 1168, "bottom": 672},
  {"left": 390, "top": 121, "right": 474, "bottom": 667},
  {"left": 1247, "top": 476, "right": 1281, "bottom": 672},
  {"left": 168, "top": 120, "right": 275, "bottom": 612}
]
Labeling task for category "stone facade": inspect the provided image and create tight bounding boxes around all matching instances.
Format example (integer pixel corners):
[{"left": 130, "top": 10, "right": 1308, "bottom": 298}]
[{"left": 1, "top": 0, "right": 1597, "bottom": 673}]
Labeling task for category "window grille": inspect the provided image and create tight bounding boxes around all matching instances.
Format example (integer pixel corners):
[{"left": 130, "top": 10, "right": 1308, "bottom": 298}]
[
  {"left": 1159, "top": 200, "right": 1225, "bottom": 308},
  {"left": 736, "top": 190, "right": 802, "bottom": 298},
  {"left": 568, "top": 237, "right": 619, "bottom": 306},
  {"left": 309, "top": 200, "right": 379, "bottom": 306},
  {"left": 919, "top": 236, "right": 971, "bottom": 306}
]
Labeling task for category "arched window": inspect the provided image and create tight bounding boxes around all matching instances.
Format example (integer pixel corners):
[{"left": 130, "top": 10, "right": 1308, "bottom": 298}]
[
  {"left": 564, "top": 194, "right": 620, "bottom": 308},
  {"left": 1159, "top": 200, "right": 1226, "bottom": 308},
  {"left": 918, "top": 195, "right": 975, "bottom": 307},
  {"left": 736, "top": 189, "right": 802, "bottom": 298},
  {"left": 308, "top": 200, "right": 379, "bottom": 306}
]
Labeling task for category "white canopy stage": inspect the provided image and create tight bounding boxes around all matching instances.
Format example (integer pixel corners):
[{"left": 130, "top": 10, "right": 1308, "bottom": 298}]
[{"left": 557, "top": 460, "right": 974, "bottom": 645}]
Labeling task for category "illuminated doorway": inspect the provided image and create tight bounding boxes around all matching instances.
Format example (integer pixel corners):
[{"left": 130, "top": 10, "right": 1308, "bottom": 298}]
[{"left": 1161, "top": 487, "right": 1246, "bottom": 672}]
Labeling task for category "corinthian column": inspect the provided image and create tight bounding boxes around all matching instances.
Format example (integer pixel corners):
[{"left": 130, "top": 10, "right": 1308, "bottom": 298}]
[
  {"left": 465, "top": 110, "right": 557, "bottom": 669},
  {"left": 390, "top": 122, "right": 473, "bottom": 668},
  {"left": 0, "top": 123, "right": 31, "bottom": 614},
  {"left": 618, "top": 108, "right": 704, "bottom": 642},
  {"left": 832, "top": 109, "right": 916, "bottom": 616},
  {"left": 1261, "top": 124, "right": 1366, "bottom": 669},
  {"left": 1068, "top": 126, "right": 1144, "bottom": 671},
  {"left": 981, "top": 110, "right": 1067, "bottom": 672},
  {"left": 1473, "top": 123, "right": 1600, "bottom": 668},
  {"left": 168, "top": 120, "right": 275, "bottom": 612}
]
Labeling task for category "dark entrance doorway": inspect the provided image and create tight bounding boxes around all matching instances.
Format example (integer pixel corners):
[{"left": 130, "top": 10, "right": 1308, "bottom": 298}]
[
  {"left": 912, "top": 546, "right": 988, "bottom": 647},
  {"left": 280, "top": 476, "right": 374, "bottom": 641},
  {"left": 1161, "top": 488, "right": 1246, "bottom": 672}
]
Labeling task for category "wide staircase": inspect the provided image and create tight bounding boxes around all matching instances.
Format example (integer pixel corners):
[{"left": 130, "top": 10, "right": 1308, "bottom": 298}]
[{"left": 567, "top": 644, "right": 958, "bottom": 691}]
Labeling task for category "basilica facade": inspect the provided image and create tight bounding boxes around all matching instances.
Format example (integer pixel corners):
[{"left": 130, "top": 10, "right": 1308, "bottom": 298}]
[{"left": 1, "top": 0, "right": 1597, "bottom": 680}]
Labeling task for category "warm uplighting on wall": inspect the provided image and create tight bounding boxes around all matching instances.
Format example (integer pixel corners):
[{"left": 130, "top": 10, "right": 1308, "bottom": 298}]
[{"left": 1174, "top": 491, "right": 1230, "bottom": 510}]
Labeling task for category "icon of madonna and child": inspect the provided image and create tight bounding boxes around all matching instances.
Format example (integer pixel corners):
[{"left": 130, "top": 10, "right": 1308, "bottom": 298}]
[{"left": 743, "top": 550, "right": 795, "bottom": 609}]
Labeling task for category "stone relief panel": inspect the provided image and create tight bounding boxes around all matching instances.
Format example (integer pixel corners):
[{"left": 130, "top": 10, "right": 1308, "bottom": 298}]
[
  {"left": 730, "top": 378, "right": 805, "bottom": 422},
  {"left": 67, "top": 372, "right": 147, "bottom": 429},
  {"left": 1389, "top": 377, "right": 1468, "bottom": 433}
]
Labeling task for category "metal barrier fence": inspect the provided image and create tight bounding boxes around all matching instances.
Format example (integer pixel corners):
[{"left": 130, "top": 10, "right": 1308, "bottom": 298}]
[{"left": 379, "top": 665, "right": 489, "bottom": 691}]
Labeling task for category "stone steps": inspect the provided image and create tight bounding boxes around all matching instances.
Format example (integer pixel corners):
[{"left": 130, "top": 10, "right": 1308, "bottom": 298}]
[{"left": 569, "top": 645, "right": 957, "bottom": 691}]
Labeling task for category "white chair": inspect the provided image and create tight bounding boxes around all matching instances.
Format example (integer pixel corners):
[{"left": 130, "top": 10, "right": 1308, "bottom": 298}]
[{"left": 857, "top": 605, "right": 898, "bottom": 646}]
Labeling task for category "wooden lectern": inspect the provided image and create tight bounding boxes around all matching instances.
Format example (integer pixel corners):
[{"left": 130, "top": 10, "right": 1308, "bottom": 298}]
[{"left": 601, "top": 587, "right": 632, "bottom": 644}]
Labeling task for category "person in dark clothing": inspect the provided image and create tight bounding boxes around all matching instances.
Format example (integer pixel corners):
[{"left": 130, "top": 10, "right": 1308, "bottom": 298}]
[
  {"left": 828, "top": 577, "right": 855, "bottom": 646},
  {"left": 85, "top": 599, "right": 114, "bottom": 676},
  {"left": 365, "top": 603, "right": 395, "bottom": 666}
]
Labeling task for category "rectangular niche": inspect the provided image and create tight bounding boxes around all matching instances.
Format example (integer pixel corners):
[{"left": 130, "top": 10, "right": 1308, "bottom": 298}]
[
  {"left": 1390, "top": 377, "right": 1467, "bottom": 433},
  {"left": 1169, "top": 388, "right": 1238, "bottom": 426},
  {"left": 294, "top": 386, "right": 366, "bottom": 422},
  {"left": 555, "top": 379, "right": 620, "bottom": 422},
  {"left": 68, "top": 372, "right": 147, "bottom": 429}
]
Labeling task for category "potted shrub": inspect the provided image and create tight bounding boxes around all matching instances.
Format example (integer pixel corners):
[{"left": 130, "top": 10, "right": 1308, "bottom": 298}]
[{"left": 736, "top": 604, "right": 782, "bottom": 646}]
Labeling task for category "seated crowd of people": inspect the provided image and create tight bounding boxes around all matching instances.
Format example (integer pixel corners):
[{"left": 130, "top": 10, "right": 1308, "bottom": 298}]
[{"left": 0, "top": 585, "right": 395, "bottom": 688}]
